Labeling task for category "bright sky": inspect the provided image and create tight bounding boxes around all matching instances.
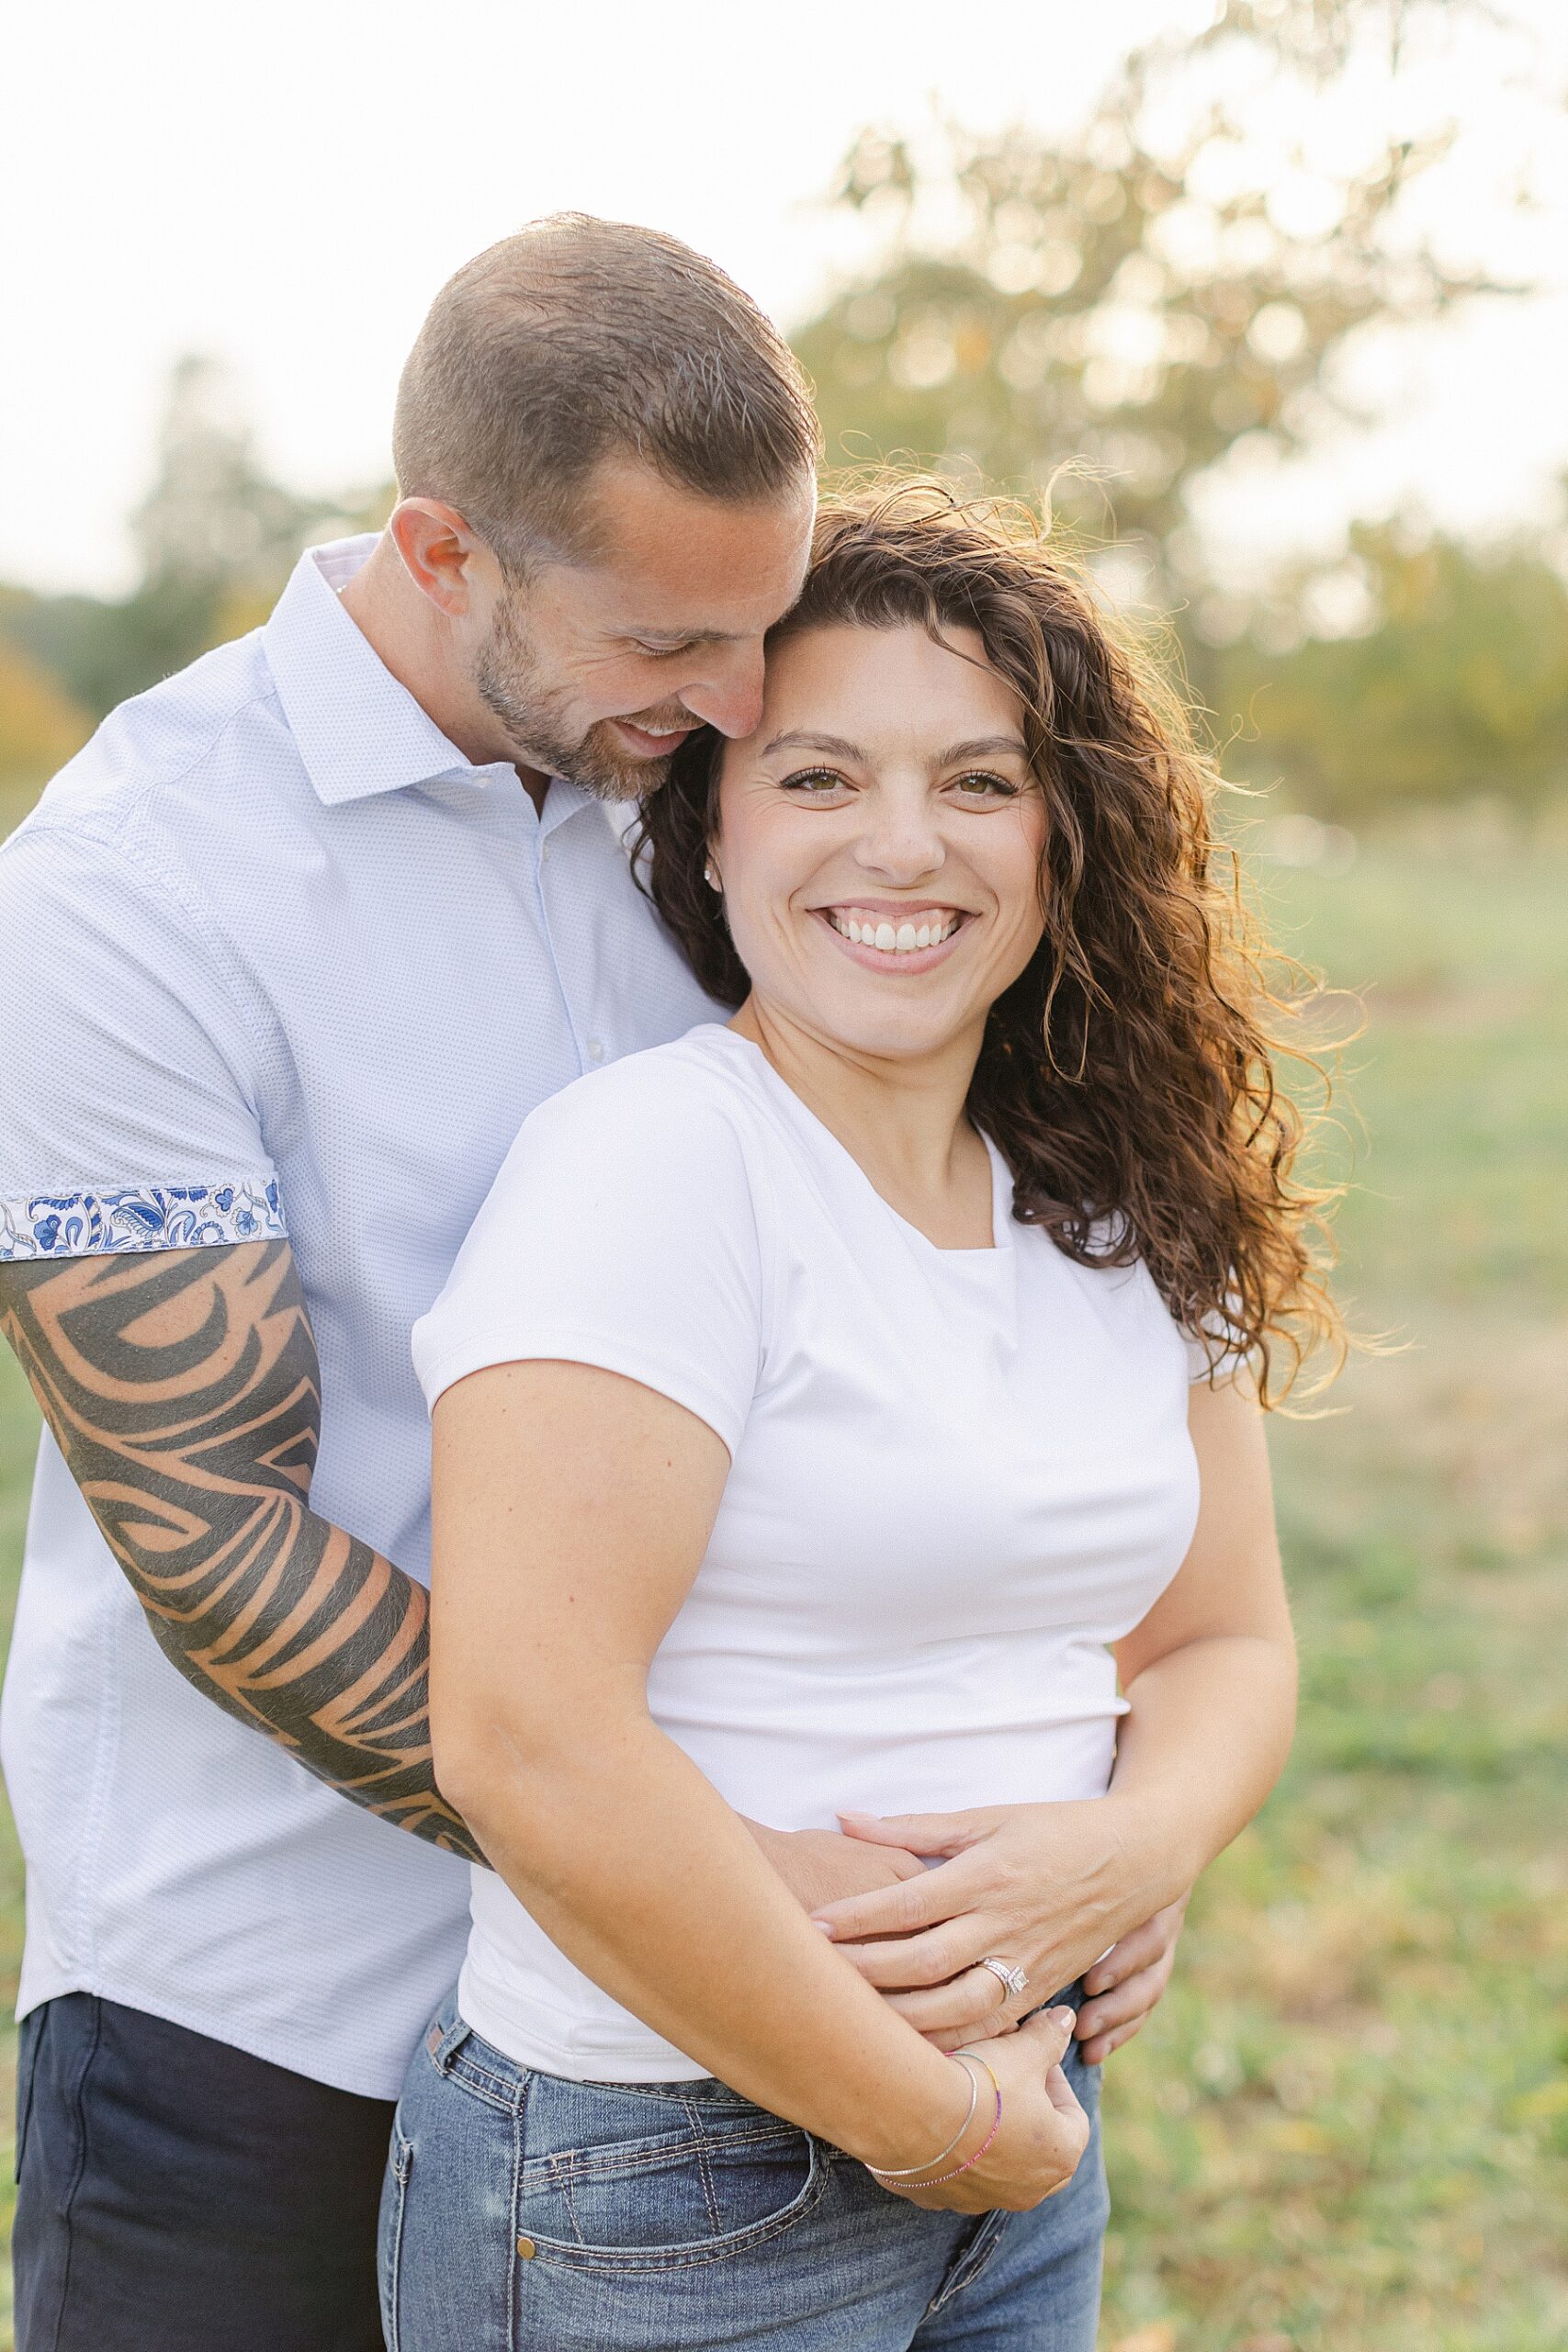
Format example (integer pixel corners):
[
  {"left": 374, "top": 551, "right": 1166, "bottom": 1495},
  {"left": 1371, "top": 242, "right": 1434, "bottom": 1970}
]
[{"left": 5, "top": 0, "right": 1564, "bottom": 596}]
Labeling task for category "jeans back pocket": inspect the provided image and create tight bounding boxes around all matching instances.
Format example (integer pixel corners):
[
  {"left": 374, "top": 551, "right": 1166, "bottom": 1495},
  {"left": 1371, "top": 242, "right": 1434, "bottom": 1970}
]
[{"left": 518, "top": 2081, "right": 826, "bottom": 2272}]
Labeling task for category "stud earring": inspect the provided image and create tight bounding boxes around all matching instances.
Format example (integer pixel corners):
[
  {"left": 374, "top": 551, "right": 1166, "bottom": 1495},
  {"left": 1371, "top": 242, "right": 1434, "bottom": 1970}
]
[{"left": 705, "top": 863, "right": 722, "bottom": 893}]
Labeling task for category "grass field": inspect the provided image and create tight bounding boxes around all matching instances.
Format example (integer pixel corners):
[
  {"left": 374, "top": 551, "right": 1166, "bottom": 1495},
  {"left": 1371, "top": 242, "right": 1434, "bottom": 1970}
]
[{"left": 0, "top": 803, "right": 1563, "bottom": 2349}]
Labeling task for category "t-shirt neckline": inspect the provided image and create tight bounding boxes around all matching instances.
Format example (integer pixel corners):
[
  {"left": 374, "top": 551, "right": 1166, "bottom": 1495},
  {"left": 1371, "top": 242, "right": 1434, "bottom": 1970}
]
[{"left": 700, "top": 1023, "right": 1014, "bottom": 1260}]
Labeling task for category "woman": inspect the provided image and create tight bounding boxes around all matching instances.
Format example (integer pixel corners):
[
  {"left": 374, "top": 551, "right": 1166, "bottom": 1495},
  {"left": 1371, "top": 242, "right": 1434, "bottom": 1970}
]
[{"left": 382, "top": 483, "right": 1334, "bottom": 2350}]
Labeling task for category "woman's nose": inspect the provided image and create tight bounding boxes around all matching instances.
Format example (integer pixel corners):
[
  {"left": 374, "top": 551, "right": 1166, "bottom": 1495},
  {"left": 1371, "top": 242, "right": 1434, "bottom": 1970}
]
[{"left": 852, "top": 787, "right": 946, "bottom": 882}]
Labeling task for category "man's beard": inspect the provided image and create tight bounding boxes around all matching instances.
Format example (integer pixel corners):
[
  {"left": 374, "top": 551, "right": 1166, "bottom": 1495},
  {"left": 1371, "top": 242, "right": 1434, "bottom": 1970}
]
[{"left": 472, "top": 594, "right": 683, "bottom": 803}]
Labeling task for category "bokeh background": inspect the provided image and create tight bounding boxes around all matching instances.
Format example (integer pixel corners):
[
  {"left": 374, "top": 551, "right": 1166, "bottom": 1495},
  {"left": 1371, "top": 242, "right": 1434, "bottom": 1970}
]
[{"left": 2, "top": 3, "right": 1565, "bottom": 2345}]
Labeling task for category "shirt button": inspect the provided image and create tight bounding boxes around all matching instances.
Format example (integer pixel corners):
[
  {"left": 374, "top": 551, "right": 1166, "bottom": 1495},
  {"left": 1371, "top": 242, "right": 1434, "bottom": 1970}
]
[
  {"left": 516, "top": 2235, "right": 536, "bottom": 2260},
  {"left": 539, "top": 842, "right": 551, "bottom": 865},
  {"left": 587, "top": 1038, "right": 606, "bottom": 1064}
]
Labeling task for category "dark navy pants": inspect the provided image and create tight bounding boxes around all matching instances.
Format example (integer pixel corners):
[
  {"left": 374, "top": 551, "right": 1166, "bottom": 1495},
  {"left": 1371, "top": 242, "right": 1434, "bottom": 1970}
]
[{"left": 12, "top": 1993, "right": 394, "bottom": 2351}]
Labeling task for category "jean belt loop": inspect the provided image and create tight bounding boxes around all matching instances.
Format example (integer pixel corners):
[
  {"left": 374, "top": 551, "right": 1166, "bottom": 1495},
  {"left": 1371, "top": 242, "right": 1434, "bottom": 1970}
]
[{"left": 425, "top": 2000, "right": 474, "bottom": 2077}]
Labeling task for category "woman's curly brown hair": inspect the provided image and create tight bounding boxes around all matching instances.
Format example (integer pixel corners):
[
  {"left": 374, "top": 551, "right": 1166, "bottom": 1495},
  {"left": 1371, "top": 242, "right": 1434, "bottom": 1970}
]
[{"left": 633, "top": 477, "right": 1342, "bottom": 1403}]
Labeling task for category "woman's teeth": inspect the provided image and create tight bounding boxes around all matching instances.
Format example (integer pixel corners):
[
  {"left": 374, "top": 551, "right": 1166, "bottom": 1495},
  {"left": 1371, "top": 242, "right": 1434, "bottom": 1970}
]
[{"left": 827, "top": 909, "right": 961, "bottom": 955}]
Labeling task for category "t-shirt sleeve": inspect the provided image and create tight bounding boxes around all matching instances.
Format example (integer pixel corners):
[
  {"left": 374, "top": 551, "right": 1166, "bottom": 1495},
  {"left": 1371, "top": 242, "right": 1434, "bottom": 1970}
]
[
  {"left": 0, "top": 825, "right": 286, "bottom": 1261},
  {"left": 412, "top": 1055, "right": 767, "bottom": 1458},
  {"left": 1183, "top": 1293, "right": 1249, "bottom": 1383}
]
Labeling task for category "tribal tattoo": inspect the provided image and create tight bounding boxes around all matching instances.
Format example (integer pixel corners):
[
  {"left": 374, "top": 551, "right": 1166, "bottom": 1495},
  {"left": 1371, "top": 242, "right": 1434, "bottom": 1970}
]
[{"left": 0, "top": 1241, "right": 482, "bottom": 1862}]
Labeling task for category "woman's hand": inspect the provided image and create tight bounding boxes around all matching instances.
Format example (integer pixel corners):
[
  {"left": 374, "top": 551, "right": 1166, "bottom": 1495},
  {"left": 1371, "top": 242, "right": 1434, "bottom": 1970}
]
[
  {"left": 884, "top": 2006, "right": 1089, "bottom": 2214},
  {"left": 810, "top": 1799, "right": 1185, "bottom": 2052}
]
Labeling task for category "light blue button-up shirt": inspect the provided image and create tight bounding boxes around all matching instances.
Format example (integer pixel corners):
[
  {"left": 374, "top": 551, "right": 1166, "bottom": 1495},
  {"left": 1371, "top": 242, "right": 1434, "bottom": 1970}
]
[{"left": 0, "top": 536, "right": 720, "bottom": 2095}]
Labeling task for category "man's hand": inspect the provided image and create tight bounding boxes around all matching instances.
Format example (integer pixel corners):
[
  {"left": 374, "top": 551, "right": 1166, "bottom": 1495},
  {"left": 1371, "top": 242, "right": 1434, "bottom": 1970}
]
[
  {"left": 746, "top": 1822, "right": 927, "bottom": 1916},
  {"left": 1073, "top": 1894, "right": 1188, "bottom": 2063}
]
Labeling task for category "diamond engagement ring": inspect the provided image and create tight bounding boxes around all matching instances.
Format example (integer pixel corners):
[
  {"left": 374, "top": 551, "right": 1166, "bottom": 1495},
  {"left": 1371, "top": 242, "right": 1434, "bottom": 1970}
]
[{"left": 977, "top": 1956, "right": 1030, "bottom": 2000}]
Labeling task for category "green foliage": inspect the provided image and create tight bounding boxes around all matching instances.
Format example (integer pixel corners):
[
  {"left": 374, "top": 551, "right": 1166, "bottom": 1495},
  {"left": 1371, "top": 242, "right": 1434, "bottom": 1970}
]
[{"left": 1213, "top": 524, "right": 1568, "bottom": 812}]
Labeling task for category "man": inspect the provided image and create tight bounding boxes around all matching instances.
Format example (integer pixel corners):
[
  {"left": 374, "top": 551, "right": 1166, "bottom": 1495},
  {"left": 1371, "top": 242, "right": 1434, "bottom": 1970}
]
[{"left": 0, "top": 215, "right": 1181, "bottom": 2349}]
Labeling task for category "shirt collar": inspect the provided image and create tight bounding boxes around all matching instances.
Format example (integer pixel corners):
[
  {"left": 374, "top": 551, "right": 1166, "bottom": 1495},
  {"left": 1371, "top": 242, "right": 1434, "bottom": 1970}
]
[{"left": 262, "top": 535, "right": 506, "bottom": 807}]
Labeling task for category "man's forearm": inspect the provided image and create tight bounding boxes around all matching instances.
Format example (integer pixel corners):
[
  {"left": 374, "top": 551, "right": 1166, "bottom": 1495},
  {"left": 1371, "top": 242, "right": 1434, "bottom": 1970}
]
[{"left": 0, "top": 1243, "right": 480, "bottom": 1861}]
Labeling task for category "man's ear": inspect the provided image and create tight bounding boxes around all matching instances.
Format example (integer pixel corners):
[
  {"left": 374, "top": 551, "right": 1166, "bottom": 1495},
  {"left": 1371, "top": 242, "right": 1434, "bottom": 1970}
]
[{"left": 389, "top": 498, "right": 486, "bottom": 618}]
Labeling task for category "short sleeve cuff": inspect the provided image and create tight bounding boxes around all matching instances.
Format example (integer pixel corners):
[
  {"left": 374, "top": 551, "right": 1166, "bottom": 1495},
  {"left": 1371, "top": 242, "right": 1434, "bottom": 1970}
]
[
  {"left": 0, "top": 1178, "right": 287, "bottom": 1262},
  {"left": 414, "top": 1323, "right": 747, "bottom": 1461}
]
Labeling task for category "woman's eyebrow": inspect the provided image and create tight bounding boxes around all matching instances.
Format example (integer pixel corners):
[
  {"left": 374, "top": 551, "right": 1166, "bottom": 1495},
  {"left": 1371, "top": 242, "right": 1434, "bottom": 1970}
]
[
  {"left": 940, "top": 735, "right": 1030, "bottom": 763},
  {"left": 761, "top": 729, "right": 867, "bottom": 760},
  {"left": 761, "top": 730, "right": 1030, "bottom": 763}
]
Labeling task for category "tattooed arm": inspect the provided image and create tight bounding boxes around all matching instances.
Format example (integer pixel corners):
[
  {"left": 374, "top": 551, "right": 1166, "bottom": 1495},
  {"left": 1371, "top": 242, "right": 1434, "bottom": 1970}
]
[
  {"left": 0, "top": 1238, "right": 482, "bottom": 1861},
  {"left": 0, "top": 1239, "right": 922, "bottom": 1908}
]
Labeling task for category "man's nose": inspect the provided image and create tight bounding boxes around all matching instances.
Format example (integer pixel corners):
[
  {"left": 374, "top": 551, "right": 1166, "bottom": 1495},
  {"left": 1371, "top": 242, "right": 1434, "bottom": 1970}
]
[{"left": 678, "top": 641, "right": 766, "bottom": 740}]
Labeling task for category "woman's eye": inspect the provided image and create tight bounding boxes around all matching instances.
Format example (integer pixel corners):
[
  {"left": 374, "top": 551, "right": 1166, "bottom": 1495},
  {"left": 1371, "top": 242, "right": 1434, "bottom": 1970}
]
[
  {"left": 779, "top": 767, "right": 852, "bottom": 797},
  {"left": 950, "top": 771, "right": 1020, "bottom": 800}
]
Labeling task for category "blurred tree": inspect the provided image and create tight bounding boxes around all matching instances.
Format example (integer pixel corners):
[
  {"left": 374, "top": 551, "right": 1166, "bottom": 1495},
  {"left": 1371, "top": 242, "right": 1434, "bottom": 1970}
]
[
  {"left": 794, "top": 0, "right": 1538, "bottom": 607},
  {"left": 1216, "top": 518, "right": 1568, "bottom": 813},
  {"left": 0, "top": 356, "right": 391, "bottom": 723},
  {"left": 118, "top": 355, "right": 326, "bottom": 693},
  {"left": 0, "top": 623, "right": 92, "bottom": 808}
]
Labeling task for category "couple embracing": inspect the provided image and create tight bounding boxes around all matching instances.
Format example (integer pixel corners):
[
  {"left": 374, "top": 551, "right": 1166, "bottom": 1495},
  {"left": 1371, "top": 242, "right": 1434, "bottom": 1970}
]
[{"left": 0, "top": 215, "right": 1323, "bottom": 2351}]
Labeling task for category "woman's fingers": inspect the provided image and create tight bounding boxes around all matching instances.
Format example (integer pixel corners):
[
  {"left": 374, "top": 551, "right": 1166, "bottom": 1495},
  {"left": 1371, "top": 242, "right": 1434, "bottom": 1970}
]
[
  {"left": 1042, "top": 2062, "right": 1089, "bottom": 2150},
  {"left": 811, "top": 1854, "right": 976, "bottom": 1943},
  {"left": 823, "top": 1919, "right": 988, "bottom": 1990},
  {"left": 993, "top": 2001, "right": 1077, "bottom": 2073},
  {"left": 879, "top": 1963, "right": 1010, "bottom": 2036},
  {"left": 923, "top": 2010, "right": 1014, "bottom": 2052}
]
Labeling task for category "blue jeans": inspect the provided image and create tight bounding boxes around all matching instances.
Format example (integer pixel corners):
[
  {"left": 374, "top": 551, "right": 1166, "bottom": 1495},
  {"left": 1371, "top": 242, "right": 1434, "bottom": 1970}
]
[{"left": 379, "top": 1991, "right": 1107, "bottom": 2351}]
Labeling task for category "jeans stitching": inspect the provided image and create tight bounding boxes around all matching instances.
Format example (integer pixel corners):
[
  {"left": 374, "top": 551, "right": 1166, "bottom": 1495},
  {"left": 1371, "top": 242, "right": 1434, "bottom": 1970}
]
[
  {"left": 434, "top": 2042, "right": 523, "bottom": 2118},
  {"left": 44, "top": 1996, "right": 105, "bottom": 2352},
  {"left": 554, "top": 2116, "right": 789, "bottom": 2246},
  {"left": 683, "top": 2094, "right": 723, "bottom": 2236},
  {"left": 924, "top": 2209, "right": 1010, "bottom": 2312},
  {"left": 519, "top": 2135, "right": 829, "bottom": 2274},
  {"left": 13, "top": 2010, "right": 39, "bottom": 2187},
  {"left": 383, "top": 2127, "right": 413, "bottom": 2352},
  {"left": 536, "top": 2120, "right": 800, "bottom": 2187},
  {"left": 508, "top": 2082, "right": 525, "bottom": 2352}
]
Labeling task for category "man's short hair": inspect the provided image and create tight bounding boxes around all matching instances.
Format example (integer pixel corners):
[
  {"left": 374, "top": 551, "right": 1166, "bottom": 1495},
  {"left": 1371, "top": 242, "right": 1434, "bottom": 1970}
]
[{"left": 392, "top": 214, "right": 820, "bottom": 570}]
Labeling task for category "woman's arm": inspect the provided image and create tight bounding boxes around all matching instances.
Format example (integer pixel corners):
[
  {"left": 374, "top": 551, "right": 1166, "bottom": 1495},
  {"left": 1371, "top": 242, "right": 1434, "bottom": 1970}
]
[
  {"left": 810, "top": 1377, "right": 1296, "bottom": 2041},
  {"left": 429, "top": 1356, "right": 1087, "bottom": 2209},
  {"left": 1102, "top": 1370, "right": 1297, "bottom": 1871}
]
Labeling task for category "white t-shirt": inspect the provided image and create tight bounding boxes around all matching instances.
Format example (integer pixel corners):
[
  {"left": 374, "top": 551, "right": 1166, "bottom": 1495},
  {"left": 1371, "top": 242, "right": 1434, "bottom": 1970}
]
[{"left": 412, "top": 1023, "right": 1209, "bottom": 2082}]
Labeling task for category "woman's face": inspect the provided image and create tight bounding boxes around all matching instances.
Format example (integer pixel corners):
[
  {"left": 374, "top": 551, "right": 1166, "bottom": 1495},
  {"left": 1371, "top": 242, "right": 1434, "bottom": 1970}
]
[{"left": 711, "top": 621, "right": 1048, "bottom": 1066}]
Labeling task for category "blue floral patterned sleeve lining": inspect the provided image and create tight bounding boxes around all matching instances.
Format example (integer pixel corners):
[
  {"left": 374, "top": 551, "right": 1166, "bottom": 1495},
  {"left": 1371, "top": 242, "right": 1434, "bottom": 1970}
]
[{"left": 0, "top": 1179, "right": 287, "bottom": 1261}]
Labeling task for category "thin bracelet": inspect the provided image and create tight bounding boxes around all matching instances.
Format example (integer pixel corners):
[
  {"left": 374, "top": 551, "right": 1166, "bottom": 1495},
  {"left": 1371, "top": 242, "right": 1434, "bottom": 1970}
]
[
  {"left": 866, "top": 2052, "right": 981, "bottom": 2179},
  {"left": 952, "top": 2046, "right": 1003, "bottom": 2104},
  {"left": 903, "top": 2073, "right": 1002, "bottom": 2189}
]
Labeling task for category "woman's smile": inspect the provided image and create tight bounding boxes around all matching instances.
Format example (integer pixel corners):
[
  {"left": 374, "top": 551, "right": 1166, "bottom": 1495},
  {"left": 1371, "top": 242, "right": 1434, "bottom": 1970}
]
[{"left": 812, "top": 901, "right": 972, "bottom": 974}]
